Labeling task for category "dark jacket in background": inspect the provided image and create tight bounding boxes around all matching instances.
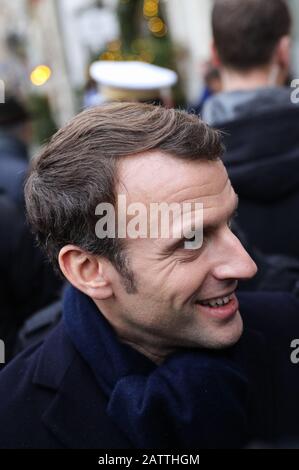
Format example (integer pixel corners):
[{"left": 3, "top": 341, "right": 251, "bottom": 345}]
[
  {"left": 234, "top": 223, "right": 299, "bottom": 296},
  {"left": 0, "top": 190, "right": 62, "bottom": 359},
  {"left": 0, "top": 290, "right": 299, "bottom": 449},
  {"left": 0, "top": 133, "right": 28, "bottom": 207},
  {"left": 203, "top": 87, "right": 299, "bottom": 259}
]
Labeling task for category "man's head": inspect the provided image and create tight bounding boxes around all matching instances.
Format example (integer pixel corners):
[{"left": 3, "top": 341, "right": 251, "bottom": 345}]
[
  {"left": 212, "top": 0, "right": 291, "bottom": 86},
  {"left": 205, "top": 67, "right": 222, "bottom": 94},
  {"left": 25, "top": 103, "right": 257, "bottom": 361}
]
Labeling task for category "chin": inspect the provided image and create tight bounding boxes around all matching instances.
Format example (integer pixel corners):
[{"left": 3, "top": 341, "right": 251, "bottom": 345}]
[
  {"left": 209, "top": 311, "right": 244, "bottom": 349},
  {"left": 174, "top": 311, "right": 244, "bottom": 350}
]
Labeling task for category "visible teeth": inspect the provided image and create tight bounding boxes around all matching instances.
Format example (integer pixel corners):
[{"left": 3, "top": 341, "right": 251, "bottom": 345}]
[{"left": 198, "top": 294, "right": 233, "bottom": 308}]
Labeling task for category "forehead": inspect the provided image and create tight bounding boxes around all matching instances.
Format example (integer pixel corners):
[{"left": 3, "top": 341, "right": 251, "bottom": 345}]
[{"left": 117, "top": 151, "right": 235, "bottom": 214}]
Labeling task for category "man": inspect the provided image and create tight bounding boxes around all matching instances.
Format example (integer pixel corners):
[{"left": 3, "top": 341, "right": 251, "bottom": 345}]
[
  {"left": 0, "top": 103, "right": 299, "bottom": 448},
  {"left": 203, "top": 0, "right": 299, "bottom": 259},
  {"left": 191, "top": 64, "right": 222, "bottom": 115},
  {"left": 0, "top": 96, "right": 31, "bottom": 207}
]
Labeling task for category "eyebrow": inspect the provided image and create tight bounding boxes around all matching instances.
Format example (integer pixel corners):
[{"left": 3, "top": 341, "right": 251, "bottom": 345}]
[{"left": 204, "top": 194, "right": 239, "bottom": 231}]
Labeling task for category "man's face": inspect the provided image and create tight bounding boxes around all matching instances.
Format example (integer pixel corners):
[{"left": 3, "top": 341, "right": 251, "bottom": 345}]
[{"left": 101, "top": 152, "right": 257, "bottom": 352}]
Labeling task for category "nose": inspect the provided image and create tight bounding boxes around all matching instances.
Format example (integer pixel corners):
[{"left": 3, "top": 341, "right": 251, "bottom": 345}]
[{"left": 212, "top": 228, "right": 258, "bottom": 281}]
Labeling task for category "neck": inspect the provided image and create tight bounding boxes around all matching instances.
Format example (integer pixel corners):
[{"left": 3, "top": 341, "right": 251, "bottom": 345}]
[
  {"left": 95, "top": 300, "right": 176, "bottom": 365},
  {"left": 120, "top": 337, "right": 176, "bottom": 365},
  {"left": 221, "top": 64, "right": 283, "bottom": 92}
]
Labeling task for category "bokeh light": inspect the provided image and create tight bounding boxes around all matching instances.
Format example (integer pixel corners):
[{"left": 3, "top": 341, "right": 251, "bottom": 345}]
[
  {"left": 30, "top": 65, "right": 52, "bottom": 86},
  {"left": 148, "top": 17, "right": 167, "bottom": 36},
  {"left": 143, "top": 0, "right": 159, "bottom": 18},
  {"left": 148, "top": 17, "right": 164, "bottom": 33}
]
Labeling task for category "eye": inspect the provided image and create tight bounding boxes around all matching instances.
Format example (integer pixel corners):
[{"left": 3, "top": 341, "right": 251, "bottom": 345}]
[
  {"left": 176, "top": 233, "right": 206, "bottom": 251},
  {"left": 186, "top": 234, "right": 196, "bottom": 243}
]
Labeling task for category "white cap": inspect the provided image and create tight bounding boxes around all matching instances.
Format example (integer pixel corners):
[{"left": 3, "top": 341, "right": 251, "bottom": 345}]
[{"left": 89, "top": 61, "right": 178, "bottom": 101}]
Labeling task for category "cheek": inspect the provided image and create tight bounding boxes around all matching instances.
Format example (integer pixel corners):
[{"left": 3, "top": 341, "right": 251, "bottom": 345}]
[
  {"left": 130, "top": 243, "right": 210, "bottom": 303},
  {"left": 164, "top": 259, "right": 209, "bottom": 307}
]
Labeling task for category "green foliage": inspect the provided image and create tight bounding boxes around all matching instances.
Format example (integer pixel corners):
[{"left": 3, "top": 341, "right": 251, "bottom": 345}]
[
  {"left": 116, "top": 0, "right": 174, "bottom": 67},
  {"left": 27, "top": 94, "right": 57, "bottom": 145},
  {"left": 117, "top": 0, "right": 142, "bottom": 52}
]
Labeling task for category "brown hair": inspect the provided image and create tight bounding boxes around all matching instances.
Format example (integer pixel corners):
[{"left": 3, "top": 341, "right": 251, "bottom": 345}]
[
  {"left": 25, "top": 102, "right": 224, "bottom": 287},
  {"left": 212, "top": 0, "right": 291, "bottom": 71}
]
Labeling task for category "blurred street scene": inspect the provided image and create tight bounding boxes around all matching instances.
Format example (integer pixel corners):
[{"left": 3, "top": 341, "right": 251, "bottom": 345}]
[{"left": 0, "top": 0, "right": 298, "bottom": 144}]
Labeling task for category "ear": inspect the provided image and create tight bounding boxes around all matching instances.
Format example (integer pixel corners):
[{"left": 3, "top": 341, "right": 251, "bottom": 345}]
[
  {"left": 275, "top": 35, "right": 291, "bottom": 70},
  {"left": 58, "top": 245, "right": 113, "bottom": 300},
  {"left": 211, "top": 41, "right": 221, "bottom": 68}
]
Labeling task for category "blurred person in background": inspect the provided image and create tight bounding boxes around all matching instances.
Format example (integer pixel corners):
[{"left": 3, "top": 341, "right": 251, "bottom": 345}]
[
  {"left": 0, "top": 96, "right": 62, "bottom": 361},
  {"left": 191, "top": 63, "right": 222, "bottom": 115},
  {"left": 83, "top": 76, "right": 105, "bottom": 109},
  {"left": 0, "top": 95, "right": 31, "bottom": 207},
  {"left": 89, "top": 60, "right": 178, "bottom": 107},
  {"left": 203, "top": 0, "right": 299, "bottom": 259},
  {"left": 0, "top": 189, "right": 62, "bottom": 361}
]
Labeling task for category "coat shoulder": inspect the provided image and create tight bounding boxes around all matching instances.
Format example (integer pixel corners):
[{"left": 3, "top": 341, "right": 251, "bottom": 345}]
[
  {"left": 0, "top": 320, "right": 132, "bottom": 449},
  {"left": 0, "top": 322, "right": 74, "bottom": 448}
]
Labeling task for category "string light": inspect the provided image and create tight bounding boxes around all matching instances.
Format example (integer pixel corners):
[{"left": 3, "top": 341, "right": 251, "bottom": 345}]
[
  {"left": 139, "top": 50, "right": 155, "bottom": 63},
  {"left": 143, "top": 0, "right": 167, "bottom": 38},
  {"left": 152, "top": 23, "right": 168, "bottom": 38},
  {"left": 99, "top": 52, "right": 117, "bottom": 60},
  {"left": 148, "top": 17, "right": 164, "bottom": 33},
  {"left": 143, "top": 0, "right": 159, "bottom": 17},
  {"left": 107, "top": 40, "right": 122, "bottom": 52},
  {"left": 101, "top": 1, "right": 167, "bottom": 64}
]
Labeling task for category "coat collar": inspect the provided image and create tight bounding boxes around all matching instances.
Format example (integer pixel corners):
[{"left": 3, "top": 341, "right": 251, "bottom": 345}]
[{"left": 32, "top": 322, "right": 133, "bottom": 448}]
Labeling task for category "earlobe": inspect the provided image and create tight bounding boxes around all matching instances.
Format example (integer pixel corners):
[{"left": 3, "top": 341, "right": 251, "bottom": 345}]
[
  {"left": 58, "top": 245, "right": 113, "bottom": 300},
  {"left": 277, "top": 35, "right": 291, "bottom": 68},
  {"left": 211, "top": 42, "right": 221, "bottom": 67}
]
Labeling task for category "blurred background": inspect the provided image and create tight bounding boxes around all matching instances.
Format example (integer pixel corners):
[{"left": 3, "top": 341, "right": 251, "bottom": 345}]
[{"left": 0, "top": 0, "right": 299, "bottom": 145}]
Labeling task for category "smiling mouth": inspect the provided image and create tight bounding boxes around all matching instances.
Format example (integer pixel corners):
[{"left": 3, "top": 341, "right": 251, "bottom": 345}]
[{"left": 195, "top": 291, "right": 235, "bottom": 308}]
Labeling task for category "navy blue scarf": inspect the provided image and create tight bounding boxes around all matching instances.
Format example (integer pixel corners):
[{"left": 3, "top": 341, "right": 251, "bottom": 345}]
[{"left": 63, "top": 285, "right": 250, "bottom": 448}]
